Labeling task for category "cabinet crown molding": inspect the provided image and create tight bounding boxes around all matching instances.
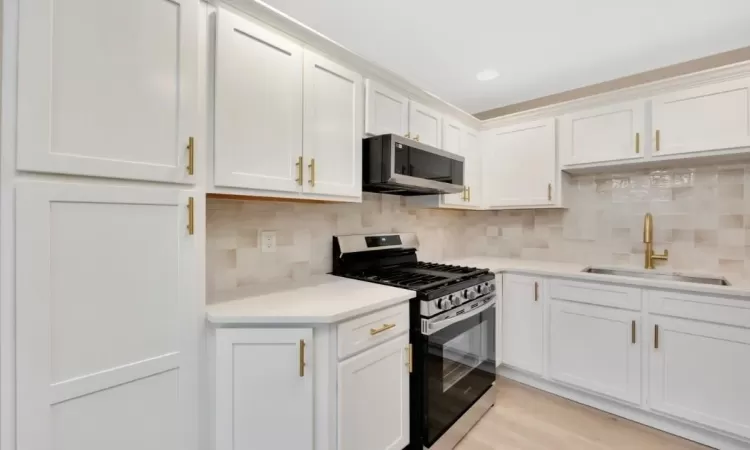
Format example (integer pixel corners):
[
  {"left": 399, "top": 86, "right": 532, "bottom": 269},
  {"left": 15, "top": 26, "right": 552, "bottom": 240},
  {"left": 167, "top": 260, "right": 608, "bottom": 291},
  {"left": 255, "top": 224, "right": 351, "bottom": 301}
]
[{"left": 481, "top": 60, "right": 750, "bottom": 130}]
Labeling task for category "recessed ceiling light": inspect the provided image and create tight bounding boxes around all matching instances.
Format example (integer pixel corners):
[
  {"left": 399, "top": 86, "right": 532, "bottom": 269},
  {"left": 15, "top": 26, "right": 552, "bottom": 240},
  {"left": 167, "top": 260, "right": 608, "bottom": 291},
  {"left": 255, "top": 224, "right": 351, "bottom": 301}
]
[{"left": 476, "top": 69, "right": 499, "bottom": 81}]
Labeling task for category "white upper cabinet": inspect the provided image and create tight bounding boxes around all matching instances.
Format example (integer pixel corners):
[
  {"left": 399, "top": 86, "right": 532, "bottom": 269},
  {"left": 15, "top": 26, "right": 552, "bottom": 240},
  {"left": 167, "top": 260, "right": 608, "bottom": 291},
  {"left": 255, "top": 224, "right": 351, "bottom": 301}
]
[
  {"left": 560, "top": 101, "right": 647, "bottom": 166},
  {"left": 463, "top": 130, "right": 482, "bottom": 208},
  {"left": 649, "top": 315, "right": 750, "bottom": 439},
  {"left": 214, "top": 328, "right": 313, "bottom": 450},
  {"left": 502, "top": 274, "right": 544, "bottom": 375},
  {"left": 15, "top": 182, "right": 199, "bottom": 450},
  {"left": 18, "top": 0, "right": 197, "bottom": 183},
  {"left": 442, "top": 119, "right": 463, "bottom": 155},
  {"left": 214, "top": 7, "right": 303, "bottom": 193},
  {"left": 408, "top": 101, "right": 442, "bottom": 148},
  {"left": 549, "top": 301, "right": 642, "bottom": 405},
  {"left": 338, "top": 334, "right": 410, "bottom": 450},
  {"left": 364, "top": 80, "right": 409, "bottom": 137},
  {"left": 652, "top": 77, "right": 750, "bottom": 157},
  {"left": 483, "top": 118, "right": 557, "bottom": 208},
  {"left": 303, "top": 51, "right": 363, "bottom": 198}
]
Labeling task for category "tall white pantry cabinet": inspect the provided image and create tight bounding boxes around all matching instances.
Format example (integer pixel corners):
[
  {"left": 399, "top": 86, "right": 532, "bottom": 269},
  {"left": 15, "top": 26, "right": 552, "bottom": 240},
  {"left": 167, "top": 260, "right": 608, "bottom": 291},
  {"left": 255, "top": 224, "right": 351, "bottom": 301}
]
[{"left": 2, "top": 0, "right": 204, "bottom": 449}]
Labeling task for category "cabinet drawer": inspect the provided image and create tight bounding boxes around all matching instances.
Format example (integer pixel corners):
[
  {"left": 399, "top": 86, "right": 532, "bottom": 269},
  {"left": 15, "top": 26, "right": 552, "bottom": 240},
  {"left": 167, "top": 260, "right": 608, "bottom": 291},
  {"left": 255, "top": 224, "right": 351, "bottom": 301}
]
[
  {"left": 338, "top": 303, "right": 409, "bottom": 360},
  {"left": 549, "top": 279, "right": 641, "bottom": 310},
  {"left": 648, "top": 290, "right": 750, "bottom": 329}
]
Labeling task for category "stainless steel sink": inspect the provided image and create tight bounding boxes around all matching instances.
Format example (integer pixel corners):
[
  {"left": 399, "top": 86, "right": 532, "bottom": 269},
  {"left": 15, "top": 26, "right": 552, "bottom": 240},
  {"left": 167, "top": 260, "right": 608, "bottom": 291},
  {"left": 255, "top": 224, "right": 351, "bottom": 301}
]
[{"left": 582, "top": 267, "right": 731, "bottom": 286}]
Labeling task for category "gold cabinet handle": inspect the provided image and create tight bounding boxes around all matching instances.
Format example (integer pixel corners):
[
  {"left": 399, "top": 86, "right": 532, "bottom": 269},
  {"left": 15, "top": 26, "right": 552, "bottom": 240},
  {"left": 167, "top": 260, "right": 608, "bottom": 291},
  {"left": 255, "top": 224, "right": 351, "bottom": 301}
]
[
  {"left": 534, "top": 281, "right": 539, "bottom": 301},
  {"left": 299, "top": 339, "right": 306, "bottom": 377},
  {"left": 654, "top": 325, "right": 659, "bottom": 349},
  {"left": 467, "top": 186, "right": 471, "bottom": 203},
  {"left": 655, "top": 130, "right": 661, "bottom": 152},
  {"left": 414, "top": 134, "right": 420, "bottom": 142},
  {"left": 308, "top": 158, "right": 316, "bottom": 187},
  {"left": 635, "top": 132, "right": 640, "bottom": 154},
  {"left": 186, "top": 197, "right": 194, "bottom": 235},
  {"left": 407, "top": 344, "right": 413, "bottom": 373},
  {"left": 186, "top": 137, "right": 195, "bottom": 175},
  {"left": 462, "top": 187, "right": 468, "bottom": 202},
  {"left": 295, "top": 156, "right": 303, "bottom": 185},
  {"left": 405, "top": 132, "right": 411, "bottom": 138},
  {"left": 370, "top": 323, "right": 396, "bottom": 336},
  {"left": 632, "top": 320, "right": 636, "bottom": 344}
]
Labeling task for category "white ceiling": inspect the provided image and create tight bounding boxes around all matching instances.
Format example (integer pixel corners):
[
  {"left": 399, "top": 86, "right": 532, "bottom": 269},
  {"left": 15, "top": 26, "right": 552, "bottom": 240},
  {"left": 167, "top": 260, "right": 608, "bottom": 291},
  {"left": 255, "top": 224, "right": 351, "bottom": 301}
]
[{"left": 259, "top": 0, "right": 750, "bottom": 115}]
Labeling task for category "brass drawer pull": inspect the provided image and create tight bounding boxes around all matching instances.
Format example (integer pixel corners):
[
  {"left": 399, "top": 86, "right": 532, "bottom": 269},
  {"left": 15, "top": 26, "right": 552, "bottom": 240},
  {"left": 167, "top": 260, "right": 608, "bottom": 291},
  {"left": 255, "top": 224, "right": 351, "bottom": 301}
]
[
  {"left": 407, "top": 344, "right": 413, "bottom": 373},
  {"left": 295, "top": 156, "right": 303, "bottom": 185},
  {"left": 186, "top": 197, "right": 194, "bottom": 235},
  {"left": 186, "top": 137, "right": 195, "bottom": 175},
  {"left": 370, "top": 323, "right": 396, "bottom": 335},
  {"left": 655, "top": 130, "right": 661, "bottom": 152},
  {"left": 299, "top": 339, "right": 306, "bottom": 377},
  {"left": 308, "top": 158, "right": 316, "bottom": 186},
  {"left": 635, "top": 132, "right": 640, "bottom": 154}
]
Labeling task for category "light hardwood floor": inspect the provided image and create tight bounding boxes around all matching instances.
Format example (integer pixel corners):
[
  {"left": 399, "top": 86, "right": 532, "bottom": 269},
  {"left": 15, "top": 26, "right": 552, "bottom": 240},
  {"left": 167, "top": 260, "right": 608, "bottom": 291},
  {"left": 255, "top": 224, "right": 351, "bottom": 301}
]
[{"left": 455, "top": 377, "right": 711, "bottom": 450}]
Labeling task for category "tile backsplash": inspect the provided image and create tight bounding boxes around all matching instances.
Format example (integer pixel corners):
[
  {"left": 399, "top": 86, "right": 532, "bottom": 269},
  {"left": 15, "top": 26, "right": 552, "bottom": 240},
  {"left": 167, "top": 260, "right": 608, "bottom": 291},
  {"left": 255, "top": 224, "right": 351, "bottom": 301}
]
[{"left": 207, "top": 162, "right": 750, "bottom": 295}]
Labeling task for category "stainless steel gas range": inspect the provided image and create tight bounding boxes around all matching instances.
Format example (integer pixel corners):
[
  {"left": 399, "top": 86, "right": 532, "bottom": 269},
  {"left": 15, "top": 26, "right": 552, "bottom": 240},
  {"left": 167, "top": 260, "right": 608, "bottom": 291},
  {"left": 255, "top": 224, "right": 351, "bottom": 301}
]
[{"left": 332, "top": 233, "right": 496, "bottom": 449}]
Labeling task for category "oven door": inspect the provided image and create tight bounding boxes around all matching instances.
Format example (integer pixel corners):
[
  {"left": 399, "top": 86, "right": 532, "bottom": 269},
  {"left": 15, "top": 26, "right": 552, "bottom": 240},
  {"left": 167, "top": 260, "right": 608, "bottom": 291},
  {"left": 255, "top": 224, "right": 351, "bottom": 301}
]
[{"left": 421, "top": 295, "right": 496, "bottom": 447}]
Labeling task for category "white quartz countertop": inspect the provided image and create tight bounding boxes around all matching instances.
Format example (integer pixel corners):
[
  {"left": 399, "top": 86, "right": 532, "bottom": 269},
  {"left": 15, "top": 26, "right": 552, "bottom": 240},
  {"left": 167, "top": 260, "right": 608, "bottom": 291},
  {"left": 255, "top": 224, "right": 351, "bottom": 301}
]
[
  {"left": 206, "top": 275, "right": 415, "bottom": 325},
  {"left": 444, "top": 257, "right": 750, "bottom": 299}
]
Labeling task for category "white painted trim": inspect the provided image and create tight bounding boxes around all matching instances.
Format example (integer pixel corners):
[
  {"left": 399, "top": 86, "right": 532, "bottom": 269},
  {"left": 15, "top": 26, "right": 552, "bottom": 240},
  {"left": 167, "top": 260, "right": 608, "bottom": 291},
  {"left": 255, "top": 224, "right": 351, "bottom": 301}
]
[
  {"left": 498, "top": 366, "right": 750, "bottom": 450},
  {"left": 50, "top": 352, "right": 180, "bottom": 405},
  {"left": 482, "top": 60, "right": 750, "bottom": 129}
]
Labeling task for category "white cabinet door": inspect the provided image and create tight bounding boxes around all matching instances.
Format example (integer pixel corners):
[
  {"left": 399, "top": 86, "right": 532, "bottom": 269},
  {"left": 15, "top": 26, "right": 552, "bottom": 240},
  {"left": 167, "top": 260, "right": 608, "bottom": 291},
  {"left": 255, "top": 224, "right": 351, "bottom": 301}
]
[
  {"left": 549, "top": 301, "right": 641, "bottom": 405},
  {"left": 365, "top": 79, "right": 408, "bottom": 136},
  {"left": 484, "top": 119, "right": 557, "bottom": 208},
  {"left": 464, "top": 130, "right": 483, "bottom": 208},
  {"left": 303, "top": 51, "right": 363, "bottom": 198},
  {"left": 338, "top": 334, "right": 410, "bottom": 450},
  {"left": 442, "top": 128, "right": 481, "bottom": 208},
  {"left": 215, "top": 328, "right": 313, "bottom": 450},
  {"left": 18, "top": 0, "right": 197, "bottom": 183},
  {"left": 408, "top": 101, "right": 442, "bottom": 148},
  {"left": 214, "top": 7, "right": 303, "bottom": 192},
  {"left": 15, "top": 182, "right": 199, "bottom": 450},
  {"left": 649, "top": 315, "right": 750, "bottom": 439},
  {"left": 560, "top": 101, "right": 646, "bottom": 165},
  {"left": 502, "top": 274, "right": 544, "bottom": 375},
  {"left": 652, "top": 77, "right": 750, "bottom": 157}
]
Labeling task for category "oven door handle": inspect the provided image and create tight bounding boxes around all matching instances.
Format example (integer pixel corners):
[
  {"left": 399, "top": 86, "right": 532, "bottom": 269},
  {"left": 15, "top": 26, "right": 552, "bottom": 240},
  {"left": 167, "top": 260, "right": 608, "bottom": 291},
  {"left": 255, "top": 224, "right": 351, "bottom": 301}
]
[{"left": 427, "top": 298, "right": 496, "bottom": 333}]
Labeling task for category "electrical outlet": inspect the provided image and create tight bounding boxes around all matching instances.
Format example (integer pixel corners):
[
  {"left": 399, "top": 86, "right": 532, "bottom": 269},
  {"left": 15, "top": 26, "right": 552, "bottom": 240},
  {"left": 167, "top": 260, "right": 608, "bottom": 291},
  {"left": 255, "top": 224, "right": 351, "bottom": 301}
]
[{"left": 260, "top": 231, "right": 276, "bottom": 253}]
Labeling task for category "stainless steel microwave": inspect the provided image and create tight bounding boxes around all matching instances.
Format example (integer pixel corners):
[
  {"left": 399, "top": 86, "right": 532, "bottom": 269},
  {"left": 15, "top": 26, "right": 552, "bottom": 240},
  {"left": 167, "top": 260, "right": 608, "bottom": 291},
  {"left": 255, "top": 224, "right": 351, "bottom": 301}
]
[{"left": 363, "top": 134, "right": 464, "bottom": 196}]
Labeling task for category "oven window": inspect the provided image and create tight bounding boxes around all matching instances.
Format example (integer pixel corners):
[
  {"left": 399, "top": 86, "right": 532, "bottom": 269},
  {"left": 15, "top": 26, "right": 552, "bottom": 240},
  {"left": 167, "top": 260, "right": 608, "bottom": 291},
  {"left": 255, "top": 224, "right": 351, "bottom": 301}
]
[
  {"left": 441, "top": 320, "right": 487, "bottom": 391},
  {"left": 423, "top": 299, "right": 496, "bottom": 447}
]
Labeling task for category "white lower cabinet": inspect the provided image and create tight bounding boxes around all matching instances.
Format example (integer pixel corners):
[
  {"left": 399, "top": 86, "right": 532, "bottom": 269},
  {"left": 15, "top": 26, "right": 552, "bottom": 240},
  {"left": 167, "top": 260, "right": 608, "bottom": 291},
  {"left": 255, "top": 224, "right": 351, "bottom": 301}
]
[
  {"left": 549, "top": 300, "right": 641, "bottom": 405},
  {"left": 649, "top": 315, "right": 750, "bottom": 439},
  {"left": 15, "top": 181, "right": 199, "bottom": 450},
  {"left": 214, "top": 328, "right": 314, "bottom": 450},
  {"left": 502, "top": 274, "right": 544, "bottom": 375},
  {"left": 210, "top": 303, "right": 410, "bottom": 450},
  {"left": 338, "top": 333, "right": 410, "bottom": 450}
]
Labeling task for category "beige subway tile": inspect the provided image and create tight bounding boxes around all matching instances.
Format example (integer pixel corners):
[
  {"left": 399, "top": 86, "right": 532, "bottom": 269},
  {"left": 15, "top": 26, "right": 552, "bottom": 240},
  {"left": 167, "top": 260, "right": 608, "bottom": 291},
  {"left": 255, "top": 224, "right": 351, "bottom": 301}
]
[
  {"left": 719, "top": 229, "right": 746, "bottom": 247},
  {"left": 718, "top": 184, "right": 744, "bottom": 199},
  {"left": 672, "top": 229, "right": 694, "bottom": 243},
  {"left": 719, "top": 259, "right": 745, "bottom": 274},
  {"left": 719, "top": 214, "right": 744, "bottom": 229},
  {"left": 718, "top": 168, "right": 746, "bottom": 185},
  {"left": 694, "top": 230, "right": 718, "bottom": 248}
]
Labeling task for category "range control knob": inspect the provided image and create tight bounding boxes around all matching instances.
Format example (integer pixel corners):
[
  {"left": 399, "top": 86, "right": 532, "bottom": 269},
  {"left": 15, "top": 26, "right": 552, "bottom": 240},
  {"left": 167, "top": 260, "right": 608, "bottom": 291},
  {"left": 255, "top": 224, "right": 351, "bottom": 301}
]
[
  {"left": 438, "top": 298, "right": 453, "bottom": 310},
  {"left": 490, "top": 283, "right": 496, "bottom": 292},
  {"left": 467, "top": 290, "right": 477, "bottom": 300}
]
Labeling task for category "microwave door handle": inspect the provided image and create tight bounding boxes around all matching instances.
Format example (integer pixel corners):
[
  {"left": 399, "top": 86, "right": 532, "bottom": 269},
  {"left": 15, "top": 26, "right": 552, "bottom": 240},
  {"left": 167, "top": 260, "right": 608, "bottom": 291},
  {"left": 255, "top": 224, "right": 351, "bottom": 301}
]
[{"left": 428, "top": 298, "right": 496, "bottom": 332}]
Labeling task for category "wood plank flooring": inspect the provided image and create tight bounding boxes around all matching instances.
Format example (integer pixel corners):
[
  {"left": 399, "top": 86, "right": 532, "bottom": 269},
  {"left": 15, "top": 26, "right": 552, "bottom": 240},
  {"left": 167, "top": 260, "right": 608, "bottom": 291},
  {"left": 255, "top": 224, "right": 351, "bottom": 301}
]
[{"left": 455, "top": 377, "right": 711, "bottom": 450}]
